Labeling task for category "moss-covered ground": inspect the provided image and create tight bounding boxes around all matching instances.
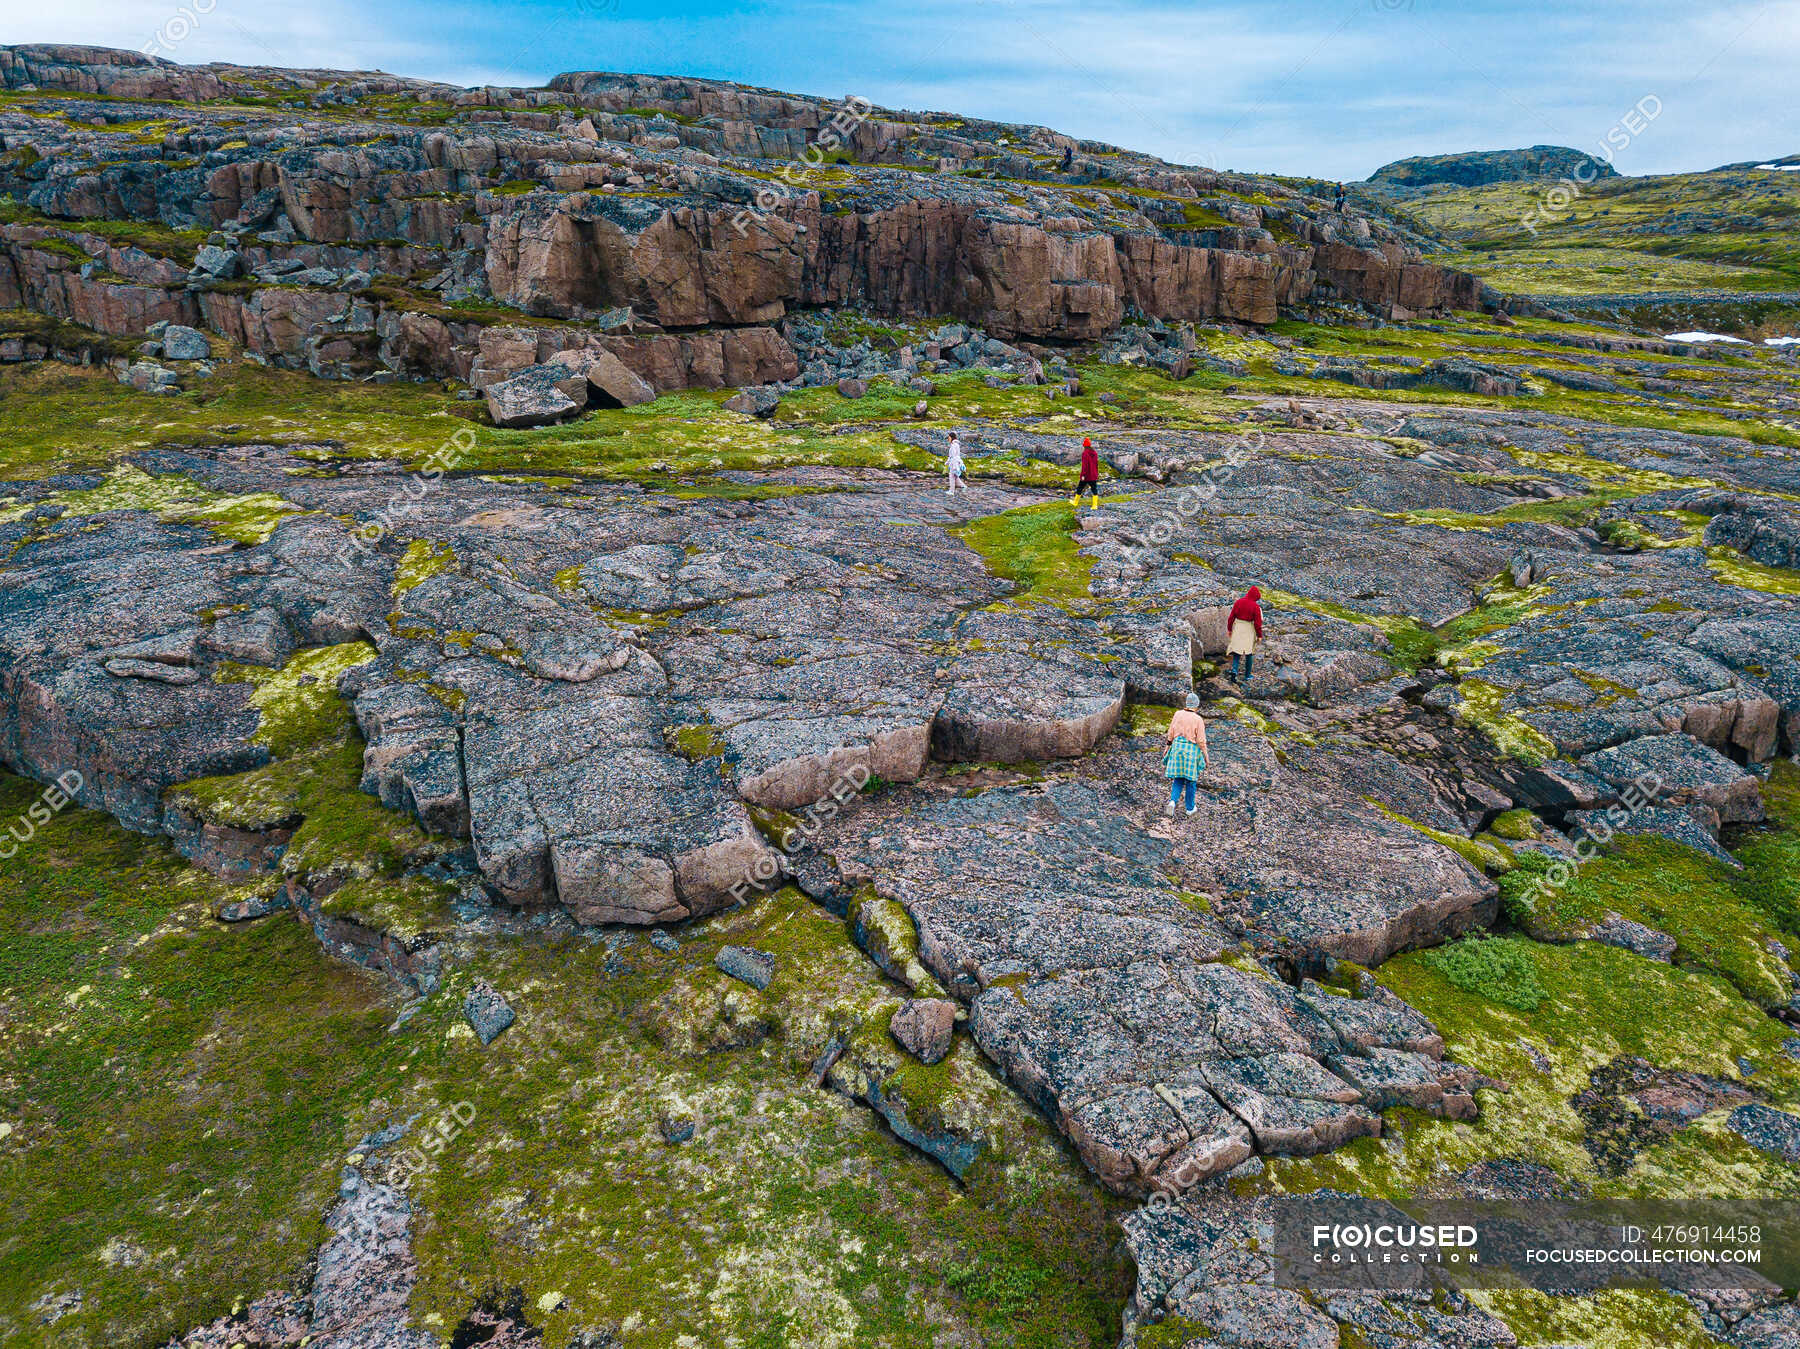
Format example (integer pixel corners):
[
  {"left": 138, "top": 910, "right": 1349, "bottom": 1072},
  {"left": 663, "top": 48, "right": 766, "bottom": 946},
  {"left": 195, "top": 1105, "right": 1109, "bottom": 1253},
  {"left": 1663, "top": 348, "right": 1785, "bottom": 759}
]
[
  {"left": 0, "top": 770, "right": 412, "bottom": 1348},
  {"left": 1249, "top": 767, "right": 1800, "bottom": 1349},
  {"left": 1260, "top": 937, "right": 1800, "bottom": 1202},
  {"left": 399, "top": 890, "right": 1130, "bottom": 1347},
  {"left": 1497, "top": 762, "right": 1800, "bottom": 1007},
  {"left": 952, "top": 499, "right": 1095, "bottom": 606},
  {"left": 5, "top": 210, "right": 1800, "bottom": 1349},
  {"left": 5, "top": 300, "right": 1797, "bottom": 507},
  {"left": 0, "top": 790, "right": 1131, "bottom": 1347},
  {"left": 2, "top": 622, "right": 1132, "bottom": 1346}
]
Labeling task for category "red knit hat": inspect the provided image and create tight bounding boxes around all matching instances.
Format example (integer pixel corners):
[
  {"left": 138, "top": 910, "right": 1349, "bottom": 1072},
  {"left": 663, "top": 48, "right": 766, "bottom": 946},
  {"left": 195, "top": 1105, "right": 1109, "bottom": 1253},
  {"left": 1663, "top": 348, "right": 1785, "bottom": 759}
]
[{"left": 1082, "top": 437, "right": 1091, "bottom": 448}]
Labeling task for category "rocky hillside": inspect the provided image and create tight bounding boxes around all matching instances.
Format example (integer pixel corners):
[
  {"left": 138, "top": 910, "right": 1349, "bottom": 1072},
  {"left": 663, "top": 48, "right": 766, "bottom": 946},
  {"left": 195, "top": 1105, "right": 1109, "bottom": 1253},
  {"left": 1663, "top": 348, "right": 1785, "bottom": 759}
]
[
  {"left": 1368, "top": 144, "right": 1620, "bottom": 190},
  {"left": 3, "top": 41, "right": 1800, "bottom": 1349},
  {"left": 1367, "top": 153, "right": 1800, "bottom": 330},
  {"left": 0, "top": 43, "right": 1485, "bottom": 396}
]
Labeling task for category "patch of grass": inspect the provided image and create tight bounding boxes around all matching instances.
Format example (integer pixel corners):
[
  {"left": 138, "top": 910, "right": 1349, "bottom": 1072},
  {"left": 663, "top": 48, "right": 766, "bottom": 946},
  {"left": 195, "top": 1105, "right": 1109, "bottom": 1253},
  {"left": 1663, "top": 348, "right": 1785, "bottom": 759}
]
[
  {"left": 0, "top": 463, "right": 306, "bottom": 544},
  {"left": 1260, "top": 938, "right": 1800, "bottom": 1204},
  {"left": 952, "top": 500, "right": 1092, "bottom": 605},
  {"left": 944, "top": 1247, "right": 1053, "bottom": 1321},
  {"left": 1422, "top": 935, "right": 1546, "bottom": 1011},
  {"left": 1499, "top": 764, "right": 1800, "bottom": 1009},
  {"left": 0, "top": 771, "right": 408, "bottom": 1348}
]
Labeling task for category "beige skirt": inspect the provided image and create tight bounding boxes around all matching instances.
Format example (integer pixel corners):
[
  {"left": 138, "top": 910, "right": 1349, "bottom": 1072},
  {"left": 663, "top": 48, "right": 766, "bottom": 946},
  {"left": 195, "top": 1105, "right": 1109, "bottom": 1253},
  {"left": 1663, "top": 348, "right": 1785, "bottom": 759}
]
[{"left": 1226, "top": 617, "right": 1258, "bottom": 655}]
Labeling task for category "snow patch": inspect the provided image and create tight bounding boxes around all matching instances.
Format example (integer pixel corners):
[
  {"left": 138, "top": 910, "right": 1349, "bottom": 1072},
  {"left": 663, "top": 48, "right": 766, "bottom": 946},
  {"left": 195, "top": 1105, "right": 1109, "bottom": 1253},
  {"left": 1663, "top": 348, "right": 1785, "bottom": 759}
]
[{"left": 1665, "top": 331, "right": 1752, "bottom": 344}]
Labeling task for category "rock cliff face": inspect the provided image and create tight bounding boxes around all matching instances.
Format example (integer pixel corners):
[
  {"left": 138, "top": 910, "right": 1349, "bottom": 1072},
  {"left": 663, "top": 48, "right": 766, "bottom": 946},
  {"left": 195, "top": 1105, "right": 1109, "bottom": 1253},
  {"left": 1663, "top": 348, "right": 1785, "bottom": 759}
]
[{"left": 0, "top": 44, "right": 1479, "bottom": 387}]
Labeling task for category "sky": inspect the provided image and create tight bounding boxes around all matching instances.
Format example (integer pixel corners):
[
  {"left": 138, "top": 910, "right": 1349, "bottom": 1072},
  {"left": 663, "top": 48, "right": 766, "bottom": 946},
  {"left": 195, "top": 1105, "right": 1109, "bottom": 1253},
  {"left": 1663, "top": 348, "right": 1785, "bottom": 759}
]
[{"left": 11, "top": 0, "right": 1800, "bottom": 179}]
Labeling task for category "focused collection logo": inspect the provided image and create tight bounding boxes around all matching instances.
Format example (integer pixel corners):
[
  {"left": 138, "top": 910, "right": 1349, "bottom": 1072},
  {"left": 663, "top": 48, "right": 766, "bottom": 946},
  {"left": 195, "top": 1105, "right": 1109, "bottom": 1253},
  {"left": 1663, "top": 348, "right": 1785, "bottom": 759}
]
[{"left": 1310, "top": 1222, "right": 1481, "bottom": 1266}]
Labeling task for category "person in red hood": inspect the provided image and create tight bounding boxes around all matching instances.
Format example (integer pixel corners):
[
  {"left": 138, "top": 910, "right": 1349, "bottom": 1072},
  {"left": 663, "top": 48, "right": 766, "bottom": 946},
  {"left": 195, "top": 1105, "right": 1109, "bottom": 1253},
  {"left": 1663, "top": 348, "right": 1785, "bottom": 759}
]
[
  {"left": 1226, "top": 586, "right": 1263, "bottom": 686},
  {"left": 1072, "top": 437, "right": 1100, "bottom": 511}
]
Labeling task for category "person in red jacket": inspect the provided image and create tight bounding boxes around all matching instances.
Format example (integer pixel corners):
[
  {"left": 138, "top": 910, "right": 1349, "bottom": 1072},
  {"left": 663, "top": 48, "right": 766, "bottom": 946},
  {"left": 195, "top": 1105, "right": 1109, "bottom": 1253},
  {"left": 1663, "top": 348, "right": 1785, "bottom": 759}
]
[
  {"left": 1226, "top": 586, "right": 1263, "bottom": 686},
  {"left": 1073, "top": 437, "right": 1100, "bottom": 511}
]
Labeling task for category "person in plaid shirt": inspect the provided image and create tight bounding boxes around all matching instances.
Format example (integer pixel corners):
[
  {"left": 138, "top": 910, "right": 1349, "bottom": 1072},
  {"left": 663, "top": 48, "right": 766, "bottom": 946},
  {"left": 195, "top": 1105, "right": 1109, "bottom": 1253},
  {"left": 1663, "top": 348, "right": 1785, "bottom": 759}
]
[{"left": 1162, "top": 692, "right": 1209, "bottom": 817}]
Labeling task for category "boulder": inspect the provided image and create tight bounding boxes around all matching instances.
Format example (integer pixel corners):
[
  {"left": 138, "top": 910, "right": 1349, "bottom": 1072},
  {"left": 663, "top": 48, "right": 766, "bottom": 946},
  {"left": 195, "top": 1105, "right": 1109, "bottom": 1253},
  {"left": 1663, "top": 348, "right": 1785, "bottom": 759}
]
[
  {"left": 160, "top": 324, "right": 212, "bottom": 360},
  {"left": 1727, "top": 1103, "right": 1800, "bottom": 1163},
  {"left": 1578, "top": 733, "right": 1765, "bottom": 826},
  {"left": 722, "top": 386, "right": 780, "bottom": 417},
  {"left": 463, "top": 978, "right": 515, "bottom": 1045},
  {"left": 585, "top": 349, "right": 656, "bottom": 408},
  {"left": 484, "top": 364, "right": 582, "bottom": 428},
  {"left": 714, "top": 944, "right": 775, "bottom": 990},
  {"left": 890, "top": 998, "right": 956, "bottom": 1065},
  {"left": 190, "top": 244, "right": 241, "bottom": 279},
  {"left": 206, "top": 607, "right": 296, "bottom": 667}
]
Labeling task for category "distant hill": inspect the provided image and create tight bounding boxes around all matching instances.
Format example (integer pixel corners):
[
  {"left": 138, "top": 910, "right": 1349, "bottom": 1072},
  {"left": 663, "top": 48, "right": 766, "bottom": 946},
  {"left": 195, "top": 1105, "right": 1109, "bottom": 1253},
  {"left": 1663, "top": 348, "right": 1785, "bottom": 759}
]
[
  {"left": 1368, "top": 145, "right": 1619, "bottom": 189},
  {"left": 1714, "top": 153, "right": 1800, "bottom": 171}
]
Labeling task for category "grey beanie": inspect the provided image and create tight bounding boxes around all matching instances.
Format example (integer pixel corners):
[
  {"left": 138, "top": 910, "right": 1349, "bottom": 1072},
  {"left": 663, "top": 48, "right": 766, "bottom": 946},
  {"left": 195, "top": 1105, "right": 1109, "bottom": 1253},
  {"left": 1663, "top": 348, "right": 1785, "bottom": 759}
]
[{"left": 1184, "top": 692, "right": 1200, "bottom": 710}]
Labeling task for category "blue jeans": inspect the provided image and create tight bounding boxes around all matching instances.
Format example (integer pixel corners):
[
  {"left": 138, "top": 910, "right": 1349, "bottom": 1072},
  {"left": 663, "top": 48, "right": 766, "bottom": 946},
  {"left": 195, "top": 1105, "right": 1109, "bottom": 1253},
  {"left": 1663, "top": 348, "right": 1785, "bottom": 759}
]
[
  {"left": 1230, "top": 652, "right": 1254, "bottom": 682},
  {"left": 1169, "top": 778, "right": 1197, "bottom": 811}
]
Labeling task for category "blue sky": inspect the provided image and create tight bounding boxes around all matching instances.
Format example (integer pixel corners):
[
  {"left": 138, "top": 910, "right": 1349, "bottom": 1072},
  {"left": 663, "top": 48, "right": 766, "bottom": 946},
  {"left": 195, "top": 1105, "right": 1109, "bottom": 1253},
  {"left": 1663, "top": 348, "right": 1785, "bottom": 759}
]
[{"left": 22, "top": 0, "right": 1800, "bottom": 179}]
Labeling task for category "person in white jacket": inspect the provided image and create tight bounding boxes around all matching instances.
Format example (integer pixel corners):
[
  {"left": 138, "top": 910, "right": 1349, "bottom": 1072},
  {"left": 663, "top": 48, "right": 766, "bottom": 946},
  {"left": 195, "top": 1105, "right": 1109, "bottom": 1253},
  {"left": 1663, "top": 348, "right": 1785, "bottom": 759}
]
[{"left": 945, "top": 432, "right": 966, "bottom": 494}]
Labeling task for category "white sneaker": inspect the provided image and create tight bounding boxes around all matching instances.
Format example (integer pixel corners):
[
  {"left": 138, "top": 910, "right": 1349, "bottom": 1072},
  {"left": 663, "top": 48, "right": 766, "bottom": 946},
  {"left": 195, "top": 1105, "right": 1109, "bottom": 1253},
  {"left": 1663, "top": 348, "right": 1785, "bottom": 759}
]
[
  {"left": 1161, "top": 800, "right": 1176, "bottom": 818},
  {"left": 1186, "top": 804, "right": 1198, "bottom": 816}
]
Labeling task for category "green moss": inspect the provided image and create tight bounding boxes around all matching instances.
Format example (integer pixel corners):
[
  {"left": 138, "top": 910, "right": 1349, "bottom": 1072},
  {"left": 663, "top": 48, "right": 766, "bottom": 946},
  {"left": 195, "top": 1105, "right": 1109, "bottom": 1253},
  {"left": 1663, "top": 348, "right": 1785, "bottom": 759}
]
[
  {"left": 1133, "top": 1317, "right": 1213, "bottom": 1348},
  {"left": 1453, "top": 678, "right": 1558, "bottom": 766},
  {"left": 0, "top": 202, "right": 209, "bottom": 264},
  {"left": 0, "top": 771, "right": 409, "bottom": 1347},
  {"left": 392, "top": 538, "right": 455, "bottom": 595},
  {"left": 952, "top": 500, "right": 1094, "bottom": 607},
  {"left": 848, "top": 889, "right": 949, "bottom": 999},
  {"left": 1262, "top": 938, "right": 1800, "bottom": 1205},
  {"left": 1392, "top": 494, "right": 1613, "bottom": 533},
  {"left": 0, "top": 464, "right": 307, "bottom": 544},
  {"left": 401, "top": 889, "right": 1129, "bottom": 1346},
  {"left": 315, "top": 871, "right": 458, "bottom": 943},
  {"left": 1498, "top": 785, "right": 1799, "bottom": 1009},
  {"left": 165, "top": 759, "right": 301, "bottom": 831},
  {"left": 213, "top": 642, "right": 378, "bottom": 755},
  {"left": 1373, "top": 802, "right": 1515, "bottom": 875},
  {"left": 1379, "top": 584, "right": 1557, "bottom": 674},
  {"left": 1473, "top": 1289, "right": 1719, "bottom": 1349},
  {"left": 667, "top": 722, "right": 730, "bottom": 761},
  {"left": 1422, "top": 935, "right": 1546, "bottom": 1010},
  {"left": 1119, "top": 703, "right": 1176, "bottom": 738},
  {"left": 1707, "top": 545, "right": 1800, "bottom": 594},
  {"left": 1488, "top": 808, "right": 1541, "bottom": 841},
  {"left": 171, "top": 643, "right": 450, "bottom": 894}
]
